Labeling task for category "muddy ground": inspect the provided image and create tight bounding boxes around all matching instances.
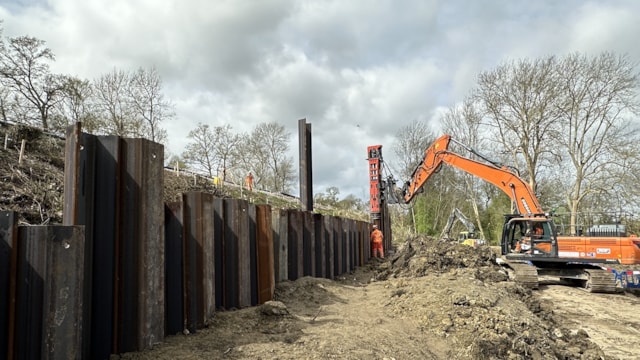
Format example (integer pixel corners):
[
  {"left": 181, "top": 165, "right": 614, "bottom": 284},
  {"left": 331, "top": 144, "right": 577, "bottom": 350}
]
[{"left": 116, "top": 236, "right": 640, "bottom": 360}]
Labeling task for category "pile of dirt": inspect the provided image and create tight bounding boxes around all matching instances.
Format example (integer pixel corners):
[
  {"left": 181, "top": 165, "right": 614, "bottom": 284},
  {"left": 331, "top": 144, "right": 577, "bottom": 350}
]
[
  {"left": 372, "top": 236, "right": 607, "bottom": 359},
  {"left": 377, "top": 235, "right": 501, "bottom": 281}
]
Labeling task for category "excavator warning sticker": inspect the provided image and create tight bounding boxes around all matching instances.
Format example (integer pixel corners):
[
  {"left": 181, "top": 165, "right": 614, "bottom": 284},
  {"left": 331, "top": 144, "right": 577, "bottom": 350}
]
[
  {"left": 586, "top": 252, "right": 595, "bottom": 257},
  {"left": 596, "top": 248, "right": 611, "bottom": 254}
]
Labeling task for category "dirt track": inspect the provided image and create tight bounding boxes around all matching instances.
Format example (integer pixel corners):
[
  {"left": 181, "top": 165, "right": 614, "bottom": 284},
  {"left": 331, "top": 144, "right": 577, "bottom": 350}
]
[
  {"left": 116, "top": 236, "right": 640, "bottom": 360},
  {"left": 538, "top": 285, "right": 640, "bottom": 360}
]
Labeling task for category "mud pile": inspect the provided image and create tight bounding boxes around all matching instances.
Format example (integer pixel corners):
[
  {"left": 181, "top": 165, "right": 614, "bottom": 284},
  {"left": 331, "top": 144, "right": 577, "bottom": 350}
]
[
  {"left": 377, "top": 235, "right": 501, "bottom": 281},
  {"left": 373, "top": 235, "right": 609, "bottom": 359}
]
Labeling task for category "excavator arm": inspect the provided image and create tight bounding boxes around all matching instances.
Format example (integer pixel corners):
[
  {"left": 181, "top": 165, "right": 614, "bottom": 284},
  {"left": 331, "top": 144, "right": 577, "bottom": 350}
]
[
  {"left": 440, "top": 207, "right": 476, "bottom": 239},
  {"left": 401, "top": 134, "right": 543, "bottom": 216}
]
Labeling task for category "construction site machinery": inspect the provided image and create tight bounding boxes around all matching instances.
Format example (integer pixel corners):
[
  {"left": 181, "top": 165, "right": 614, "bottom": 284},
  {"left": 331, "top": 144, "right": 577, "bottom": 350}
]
[
  {"left": 441, "top": 208, "right": 486, "bottom": 247},
  {"left": 388, "top": 134, "right": 620, "bottom": 293}
]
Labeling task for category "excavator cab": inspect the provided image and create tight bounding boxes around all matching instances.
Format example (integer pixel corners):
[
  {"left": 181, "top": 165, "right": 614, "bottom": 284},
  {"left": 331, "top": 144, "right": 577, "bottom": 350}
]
[{"left": 501, "top": 215, "right": 558, "bottom": 258}]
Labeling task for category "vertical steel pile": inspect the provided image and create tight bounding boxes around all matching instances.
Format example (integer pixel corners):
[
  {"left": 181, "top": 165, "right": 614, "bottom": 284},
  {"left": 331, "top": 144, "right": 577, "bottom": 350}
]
[
  {"left": 164, "top": 202, "right": 184, "bottom": 336},
  {"left": 0, "top": 211, "right": 17, "bottom": 360},
  {"left": 255, "top": 205, "right": 275, "bottom": 304},
  {"left": 298, "top": 118, "right": 313, "bottom": 211},
  {"left": 63, "top": 123, "right": 165, "bottom": 357},
  {"left": 13, "top": 226, "right": 85, "bottom": 359}
]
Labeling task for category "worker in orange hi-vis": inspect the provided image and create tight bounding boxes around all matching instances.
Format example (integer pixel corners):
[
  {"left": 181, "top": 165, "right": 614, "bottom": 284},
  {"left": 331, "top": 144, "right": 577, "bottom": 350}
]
[
  {"left": 245, "top": 172, "right": 254, "bottom": 191},
  {"left": 370, "top": 224, "right": 384, "bottom": 259}
]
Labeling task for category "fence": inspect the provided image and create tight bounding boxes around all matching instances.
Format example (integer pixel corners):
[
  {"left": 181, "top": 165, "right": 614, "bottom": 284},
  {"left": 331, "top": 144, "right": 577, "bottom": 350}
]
[{"left": 1, "top": 124, "right": 372, "bottom": 360}]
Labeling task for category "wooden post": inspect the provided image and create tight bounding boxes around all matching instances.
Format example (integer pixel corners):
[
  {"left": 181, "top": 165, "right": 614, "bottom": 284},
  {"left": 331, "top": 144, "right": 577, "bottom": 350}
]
[{"left": 18, "top": 139, "right": 25, "bottom": 164}]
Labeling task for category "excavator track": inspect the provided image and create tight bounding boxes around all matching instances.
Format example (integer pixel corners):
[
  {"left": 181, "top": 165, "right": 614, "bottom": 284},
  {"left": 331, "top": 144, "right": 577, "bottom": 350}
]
[
  {"left": 583, "top": 269, "right": 618, "bottom": 293},
  {"left": 506, "top": 262, "right": 539, "bottom": 289}
]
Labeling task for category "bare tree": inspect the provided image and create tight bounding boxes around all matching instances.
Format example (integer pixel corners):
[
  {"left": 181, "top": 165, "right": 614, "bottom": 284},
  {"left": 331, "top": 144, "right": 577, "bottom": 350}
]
[
  {"left": 0, "top": 35, "right": 64, "bottom": 129},
  {"left": 241, "top": 122, "right": 295, "bottom": 193},
  {"left": 129, "top": 66, "right": 172, "bottom": 144},
  {"left": 182, "top": 123, "right": 218, "bottom": 177},
  {"left": 554, "top": 52, "right": 640, "bottom": 232},
  {"left": 474, "top": 56, "right": 562, "bottom": 193},
  {"left": 212, "top": 124, "right": 242, "bottom": 182},
  {"left": 391, "top": 119, "right": 437, "bottom": 234},
  {"left": 93, "top": 68, "right": 135, "bottom": 136},
  {"left": 0, "top": 87, "right": 11, "bottom": 122},
  {"left": 50, "top": 76, "right": 100, "bottom": 133},
  {"left": 392, "top": 118, "right": 436, "bottom": 179}
]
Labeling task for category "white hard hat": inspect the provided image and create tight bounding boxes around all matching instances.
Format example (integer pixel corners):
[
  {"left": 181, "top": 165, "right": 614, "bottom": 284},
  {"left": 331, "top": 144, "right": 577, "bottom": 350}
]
[{"left": 372, "top": 224, "right": 378, "bottom": 228}]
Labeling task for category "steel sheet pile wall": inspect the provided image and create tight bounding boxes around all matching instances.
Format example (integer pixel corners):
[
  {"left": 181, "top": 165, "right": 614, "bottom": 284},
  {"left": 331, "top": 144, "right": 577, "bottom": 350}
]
[
  {"left": 63, "top": 123, "right": 165, "bottom": 358},
  {"left": 271, "top": 211, "right": 369, "bottom": 282},
  {"left": 164, "top": 196, "right": 275, "bottom": 336},
  {"left": 2, "top": 123, "right": 370, "bottom": 359}
]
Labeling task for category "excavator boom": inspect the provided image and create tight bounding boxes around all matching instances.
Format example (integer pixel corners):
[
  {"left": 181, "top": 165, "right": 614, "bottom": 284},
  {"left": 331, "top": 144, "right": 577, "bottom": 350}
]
[{"left": 402, "top": 135, "right": 543, "bottom": 215}]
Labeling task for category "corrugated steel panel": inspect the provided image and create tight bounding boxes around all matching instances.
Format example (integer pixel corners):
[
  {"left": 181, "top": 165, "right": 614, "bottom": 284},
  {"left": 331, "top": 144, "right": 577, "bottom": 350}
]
[
  {"left": 274, "top": 209, "right": 288, "bottom": 282},
  {"left": 333, "top": 217, "right": 343, "bottom": 276},
  {"left": 0, "top": 211, "right": 18, "bottom": 360},
  {"left": 313, "top": 214, "right": 326, "bottom": 278},
  {"left": 256, "top": 205, "right": 274, "bottom": 304},
  {"left": 164, "top": 202, "right": 184, "bottom": 336},
  {"left": 183, "top": 192, "right": 215, "bottom": 330},
  {"left": 298, "top": 119, "right": 313, "bottom": 212},
  {"left": 15, "top": 226, "right": 85, "bottom": 360},
  {"left": 92, "top": 136, "right": 120, "bottom": 359},
  {"left": 236, "top": 199, "right": 252, "bottom": 308},
  {"left": 302, "top": 211, "right": 315, "bottom": 277},
  {"left": 219, "top": 198, "right": 255, "bottom": 309},
  {"left": 63, "top": 124, "right": 121, "bottom": 360},
  {"left": 248, "top": 203, "right": 258, "bottom": 306},
  {"left": 324, "top": 216, "right": 334, "bottom": 280},
  {"left": 287, "top": 210, "right": 303, "bottom": 280},
  {"left": 116, "top": 138, "right": 165, "bottom": 353},
  {"left": 213, "top": 199, "right": 224, "bottom": 309}
]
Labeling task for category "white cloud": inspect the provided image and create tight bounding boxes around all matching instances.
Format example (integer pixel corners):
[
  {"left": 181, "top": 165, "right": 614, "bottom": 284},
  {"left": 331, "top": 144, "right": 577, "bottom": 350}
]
[{"left": 1, "top": 0, "right": 639, "bottom": 201}]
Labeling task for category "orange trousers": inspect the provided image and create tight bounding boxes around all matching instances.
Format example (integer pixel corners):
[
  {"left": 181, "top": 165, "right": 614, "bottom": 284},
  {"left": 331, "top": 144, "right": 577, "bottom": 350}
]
[{"left": 372, "top": 241, "right": 384, "bottom": 258}]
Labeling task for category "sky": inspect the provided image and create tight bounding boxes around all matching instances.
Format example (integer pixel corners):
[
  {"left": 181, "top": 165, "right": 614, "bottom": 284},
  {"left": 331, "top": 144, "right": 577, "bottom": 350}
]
[{"left": 0, "top": 0, "right": 639, "bottom": 201}]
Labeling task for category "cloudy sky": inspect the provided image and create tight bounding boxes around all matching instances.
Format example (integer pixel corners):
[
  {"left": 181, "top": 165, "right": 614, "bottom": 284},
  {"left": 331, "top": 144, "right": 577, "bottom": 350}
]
[{"left": 1, "top": 0, "right": 639, "bottom": 200}]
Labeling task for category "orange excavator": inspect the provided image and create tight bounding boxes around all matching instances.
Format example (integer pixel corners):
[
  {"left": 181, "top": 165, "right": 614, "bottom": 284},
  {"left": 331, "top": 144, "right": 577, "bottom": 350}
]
[{"left": 389, "top": 134, "right": 640, "bottom": 292}]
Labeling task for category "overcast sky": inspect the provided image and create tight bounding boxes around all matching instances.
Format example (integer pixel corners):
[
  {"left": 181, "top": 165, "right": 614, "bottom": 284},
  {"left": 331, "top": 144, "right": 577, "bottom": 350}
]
[{"left": 1, "top": 0, "right": 639, "bottom": 201}]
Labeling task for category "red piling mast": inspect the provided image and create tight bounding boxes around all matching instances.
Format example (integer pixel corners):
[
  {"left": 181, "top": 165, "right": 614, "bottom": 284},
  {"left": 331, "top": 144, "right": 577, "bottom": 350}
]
[{"left": 367, "top": 145, "right": 383, "bottom": 221}]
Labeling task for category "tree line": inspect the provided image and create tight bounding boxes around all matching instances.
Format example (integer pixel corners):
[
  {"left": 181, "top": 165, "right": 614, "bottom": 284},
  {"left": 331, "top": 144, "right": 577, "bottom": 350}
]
[
  {"left": 391, "top": 52, "right": 640, "bottom": 242},
  {"left": 0, "top": 26, "right": 300, "bottom": 195}
]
